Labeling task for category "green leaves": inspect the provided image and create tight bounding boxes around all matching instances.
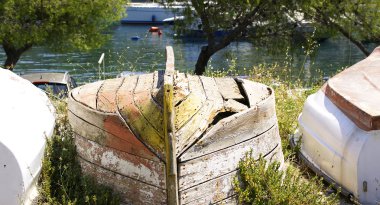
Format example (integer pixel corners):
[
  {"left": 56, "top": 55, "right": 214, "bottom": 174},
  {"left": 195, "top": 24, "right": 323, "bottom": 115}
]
[{"left": 0, "top": 0, "right": 125, "bottom": 58}]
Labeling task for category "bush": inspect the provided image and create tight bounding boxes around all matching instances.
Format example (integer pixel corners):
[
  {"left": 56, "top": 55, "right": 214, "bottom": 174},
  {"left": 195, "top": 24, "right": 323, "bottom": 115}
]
[
  {"left": 234, "top": 152, "right": 339, "bottom": 205},
  {"left": 37, "top": 99, "right": 120, "bottom": 205}
]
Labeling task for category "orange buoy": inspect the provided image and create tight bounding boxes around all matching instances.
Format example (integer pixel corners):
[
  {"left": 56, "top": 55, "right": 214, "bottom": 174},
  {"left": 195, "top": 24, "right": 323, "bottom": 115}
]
[{"left": 149, "top": 27, "right": 160, "bottom": 32}]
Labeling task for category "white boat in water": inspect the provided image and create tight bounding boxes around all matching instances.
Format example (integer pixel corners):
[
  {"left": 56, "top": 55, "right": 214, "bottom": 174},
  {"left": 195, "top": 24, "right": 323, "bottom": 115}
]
[
  {"left": 293, "top": 47, "right": 380, "bottom": 204},
  {"left": 0, "top": 69, "right": 55, "bottom": 204},
  {"left": 121, "top": 3, "right": 183, "bottom": 24}
]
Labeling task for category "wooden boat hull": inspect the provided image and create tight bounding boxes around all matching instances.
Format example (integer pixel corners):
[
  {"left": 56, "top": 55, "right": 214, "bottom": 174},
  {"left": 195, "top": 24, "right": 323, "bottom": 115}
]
[{"left": 68, "top": 47, "right": 283, "bottom": 204}]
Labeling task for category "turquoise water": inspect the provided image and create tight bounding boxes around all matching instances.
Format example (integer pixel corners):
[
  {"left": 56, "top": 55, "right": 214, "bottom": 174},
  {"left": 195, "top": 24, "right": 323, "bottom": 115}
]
[{"left": 0, "top": 25, "right": 373, "bottom": 84}]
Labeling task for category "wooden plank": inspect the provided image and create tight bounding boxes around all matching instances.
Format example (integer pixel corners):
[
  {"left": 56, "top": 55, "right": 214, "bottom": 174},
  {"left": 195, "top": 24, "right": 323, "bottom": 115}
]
[
  {"left": 214, "top": 77, "right": 244, "bottom": 100},
  {"left": 199, "top": 76, "right": 224, "bottom": 112},
  {"left": 322, "top": 48, "right": 380, "bottom": 131},
  {"left": 179, "top": 143, "right": 283, "bottom": 205},
  {"left": 166, "top": 46, "right": 175, "bottom": 73},
  {"left": 180, "top": 171, "right": 237, "bottom": 205},
  {"left": 71, "top": 80, "right": 104, "bottom": 109},
  {"left": 178, "top": 125, "right": 281, "bottom": 191},
  {"left": 68, "top": 95, "right": 158, "bottom": 160},
  {"left": 187, "top": 75, "right": 206, "bottom": 101},
  {"left": 176, "top": 100, "right": 215, "bottom": 157},
  {"left": 224, "top": 99, "right": 248, "bottom": 112},
  {"left": 212, "top": 196, "right": 238, "bottom": 205},
  {"left": 117, "top": 75, "right": 165, "bottom": 161},
  {"left": 151, "top": 70, "right": 165, "bottom": 106},
  {"left": 236, "top": 78, "right": 271, "bottom": 107},
  {"left": 75, "top": 134, "right": 166, "bottom": 188},
  {"left": 174, "top": 92, "right": 203, "bottom": 130},
  {"left": 69, "top": 112, "right": 158, "bottom": 161},
  {"left": 163, "top": 46, "right": 179, "bottom": 205},
  {"left": 79, "top": 158, "right": 167, "bottom": 205},
  {"left": 134, "top": 74, "right": 164, "bottom": 135},
  {"left": 173, "top": 72, "right": 190, "bottom": 106},
  {"left": 97, "top": 78, "right": 124, "bottom": 113},
  {"left": 180, "top": 94, "right": 277, "bottom": 161}
]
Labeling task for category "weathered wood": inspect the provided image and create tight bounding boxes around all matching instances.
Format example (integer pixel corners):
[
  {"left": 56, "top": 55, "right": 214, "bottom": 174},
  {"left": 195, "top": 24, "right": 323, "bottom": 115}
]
[
  {"left": 166, "top": 46, "right": 175, "bottom": 73},
  {"left": 179, "top": 144, "right": 283, "bottom": 205},
  {"left": 79, "top": 158, "right": 167, "bottom": 205},
  {"left": 323, "top": 48, "right": 380, "bottom": 131},
  {"left": 180, "top": 94, "right": 277, "bottom": 161},
  {"left": 212, "top": 196, "right": 238, "bottom": 205},
  {"left": 236, "top": 78, "right": 271, "bottom": 107},
  {"left": 68, "top": 111, "right": 158, "bottom": 161},
  {"left": 178, "top": 125, "right": 280, "bottom": 191},
  {"left": 214, "top": 77, "right": 244, "bottom": 100},
  {"left": 75, "top": 134, "right": 166, "bottom": 188},
  {"left": 152, "top": 70, "right": 165, "bottom": 105},
  {"left": 199, "top": 76, "right": 224, "bottom": 112},
  {"left": 224, "top": 99, "right": 248, "bottom": 112},
  {"left": 117, "top": 75, "right": 165, "bottom": 161},
  {"left": 164, "top": 46, "right": 179, "bottom": 205},
  {"left": 174, "top": 93, "right": 203, "bottom": 130},
  {"left": 134, "top": 73, "right": 164, "bottom": 135},
  {"left": 174, "top": 72, "right": 190, "bottom": 106},
  {"left": 187, "top": 75, "right": 206, "bottom": 101},
  {"left": 180, "top": 171, "right": 237, "bottom": 205},
  {"left": 71, "top": 80, "right": 104, "bottom": 109},
  {"left": 176, "top": 100, "right": 215, "bottom": 157},
  {"left": 97, "top": 78, "right": 124, "bottom": 113}
]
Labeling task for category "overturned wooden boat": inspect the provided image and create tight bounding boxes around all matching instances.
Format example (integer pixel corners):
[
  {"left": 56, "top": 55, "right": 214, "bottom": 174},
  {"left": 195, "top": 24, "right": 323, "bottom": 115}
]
[
  {"left": 68, "top": 47, "right": 283, "bottom": 204},
  {"left": 294, "top": 47, "right": 380, "bottom": 204}
]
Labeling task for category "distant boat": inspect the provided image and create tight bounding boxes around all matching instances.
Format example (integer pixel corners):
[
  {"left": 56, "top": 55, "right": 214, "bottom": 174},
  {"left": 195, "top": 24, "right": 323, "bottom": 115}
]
[
  {"left": 293, "top": 47, "right": 380, "bottom": 204},
  {"left": 20, "top": 71, "right": 77, "bottom": 98},
  {"left": 0, "top": 69, "right": 55, "bottom": 205},
  {"left": 68, "top": 46, "right": 284, "bottom": 204},
  {"left": 130, "top": 36, "right": 140, "bottom": 41},
  {"left": 121, "top": 3, "right": 184, "bottom": 24}
]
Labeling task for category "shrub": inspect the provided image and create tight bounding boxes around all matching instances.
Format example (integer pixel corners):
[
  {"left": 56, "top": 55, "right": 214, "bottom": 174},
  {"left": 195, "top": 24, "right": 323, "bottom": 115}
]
[{"left": 234, "top": 152, "right": 339, "bottom": 205}]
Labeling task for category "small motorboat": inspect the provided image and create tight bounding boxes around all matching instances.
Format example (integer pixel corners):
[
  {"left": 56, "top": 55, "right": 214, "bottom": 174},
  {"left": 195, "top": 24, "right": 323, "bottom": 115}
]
[
  {"left": 20, "top": 71, "right": 77, "bottom": 98},
  {"left": 293, "top": 47, "right": 380, "bottom": 204},
  {"left": 0, "top": 69, "right": 55, "bottom": 204},
  {"left": 68, "top": 46, "right": 284, "bottom": 204}
]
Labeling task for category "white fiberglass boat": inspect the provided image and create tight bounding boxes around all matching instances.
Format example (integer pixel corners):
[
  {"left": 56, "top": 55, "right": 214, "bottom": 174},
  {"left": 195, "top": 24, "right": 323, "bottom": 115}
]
[
  {"left": 0, "top": 69, "right": 55, "bottom": 204},
  {"left": 294, "top": 47, "right": 380, "bottom": 204},
  {"left": 121, "top": 3, "right": 183, "bottom": 24}
]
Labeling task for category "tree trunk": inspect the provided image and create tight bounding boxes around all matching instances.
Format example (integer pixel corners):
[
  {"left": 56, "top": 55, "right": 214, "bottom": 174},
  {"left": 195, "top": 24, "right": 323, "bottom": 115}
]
[
  {"left": 2, "top": 41, "right": 32, "bottom": 71},
  {"left": 194, "top": 46, "right": 213, "bottom": 75}
]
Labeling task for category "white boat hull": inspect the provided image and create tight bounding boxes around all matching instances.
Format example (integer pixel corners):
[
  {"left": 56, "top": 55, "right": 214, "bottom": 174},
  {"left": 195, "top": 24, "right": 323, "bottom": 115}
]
[
  {"left": 296, "top": 90, "right": 380, "bottom": 204},
  {"left": 121, "top": 3, "right": 182, "bottom": 24},
  {"left": 0, "top": 69, "right": 55, "bottom": 204}
]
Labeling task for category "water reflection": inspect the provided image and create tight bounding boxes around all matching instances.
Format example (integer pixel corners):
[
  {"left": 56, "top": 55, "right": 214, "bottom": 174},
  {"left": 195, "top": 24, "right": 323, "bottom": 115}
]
[{"left": 0, "top": 25, "right": 372, "bottom": 84}]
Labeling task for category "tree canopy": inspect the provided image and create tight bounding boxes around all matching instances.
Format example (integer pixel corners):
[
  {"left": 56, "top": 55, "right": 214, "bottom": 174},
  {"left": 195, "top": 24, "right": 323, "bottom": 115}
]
[
  {"left": 0, "top": 0, "right": 125, "bottom": 70},
  {"left": 169, "top": 0, "right": 380, "bottom": 75}
]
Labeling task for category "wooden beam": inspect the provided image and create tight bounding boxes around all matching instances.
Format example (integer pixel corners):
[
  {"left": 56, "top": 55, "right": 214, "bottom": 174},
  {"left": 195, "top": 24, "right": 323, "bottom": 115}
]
[{"left": 164, "top": 46, "right": 179, "bottom": 205}]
